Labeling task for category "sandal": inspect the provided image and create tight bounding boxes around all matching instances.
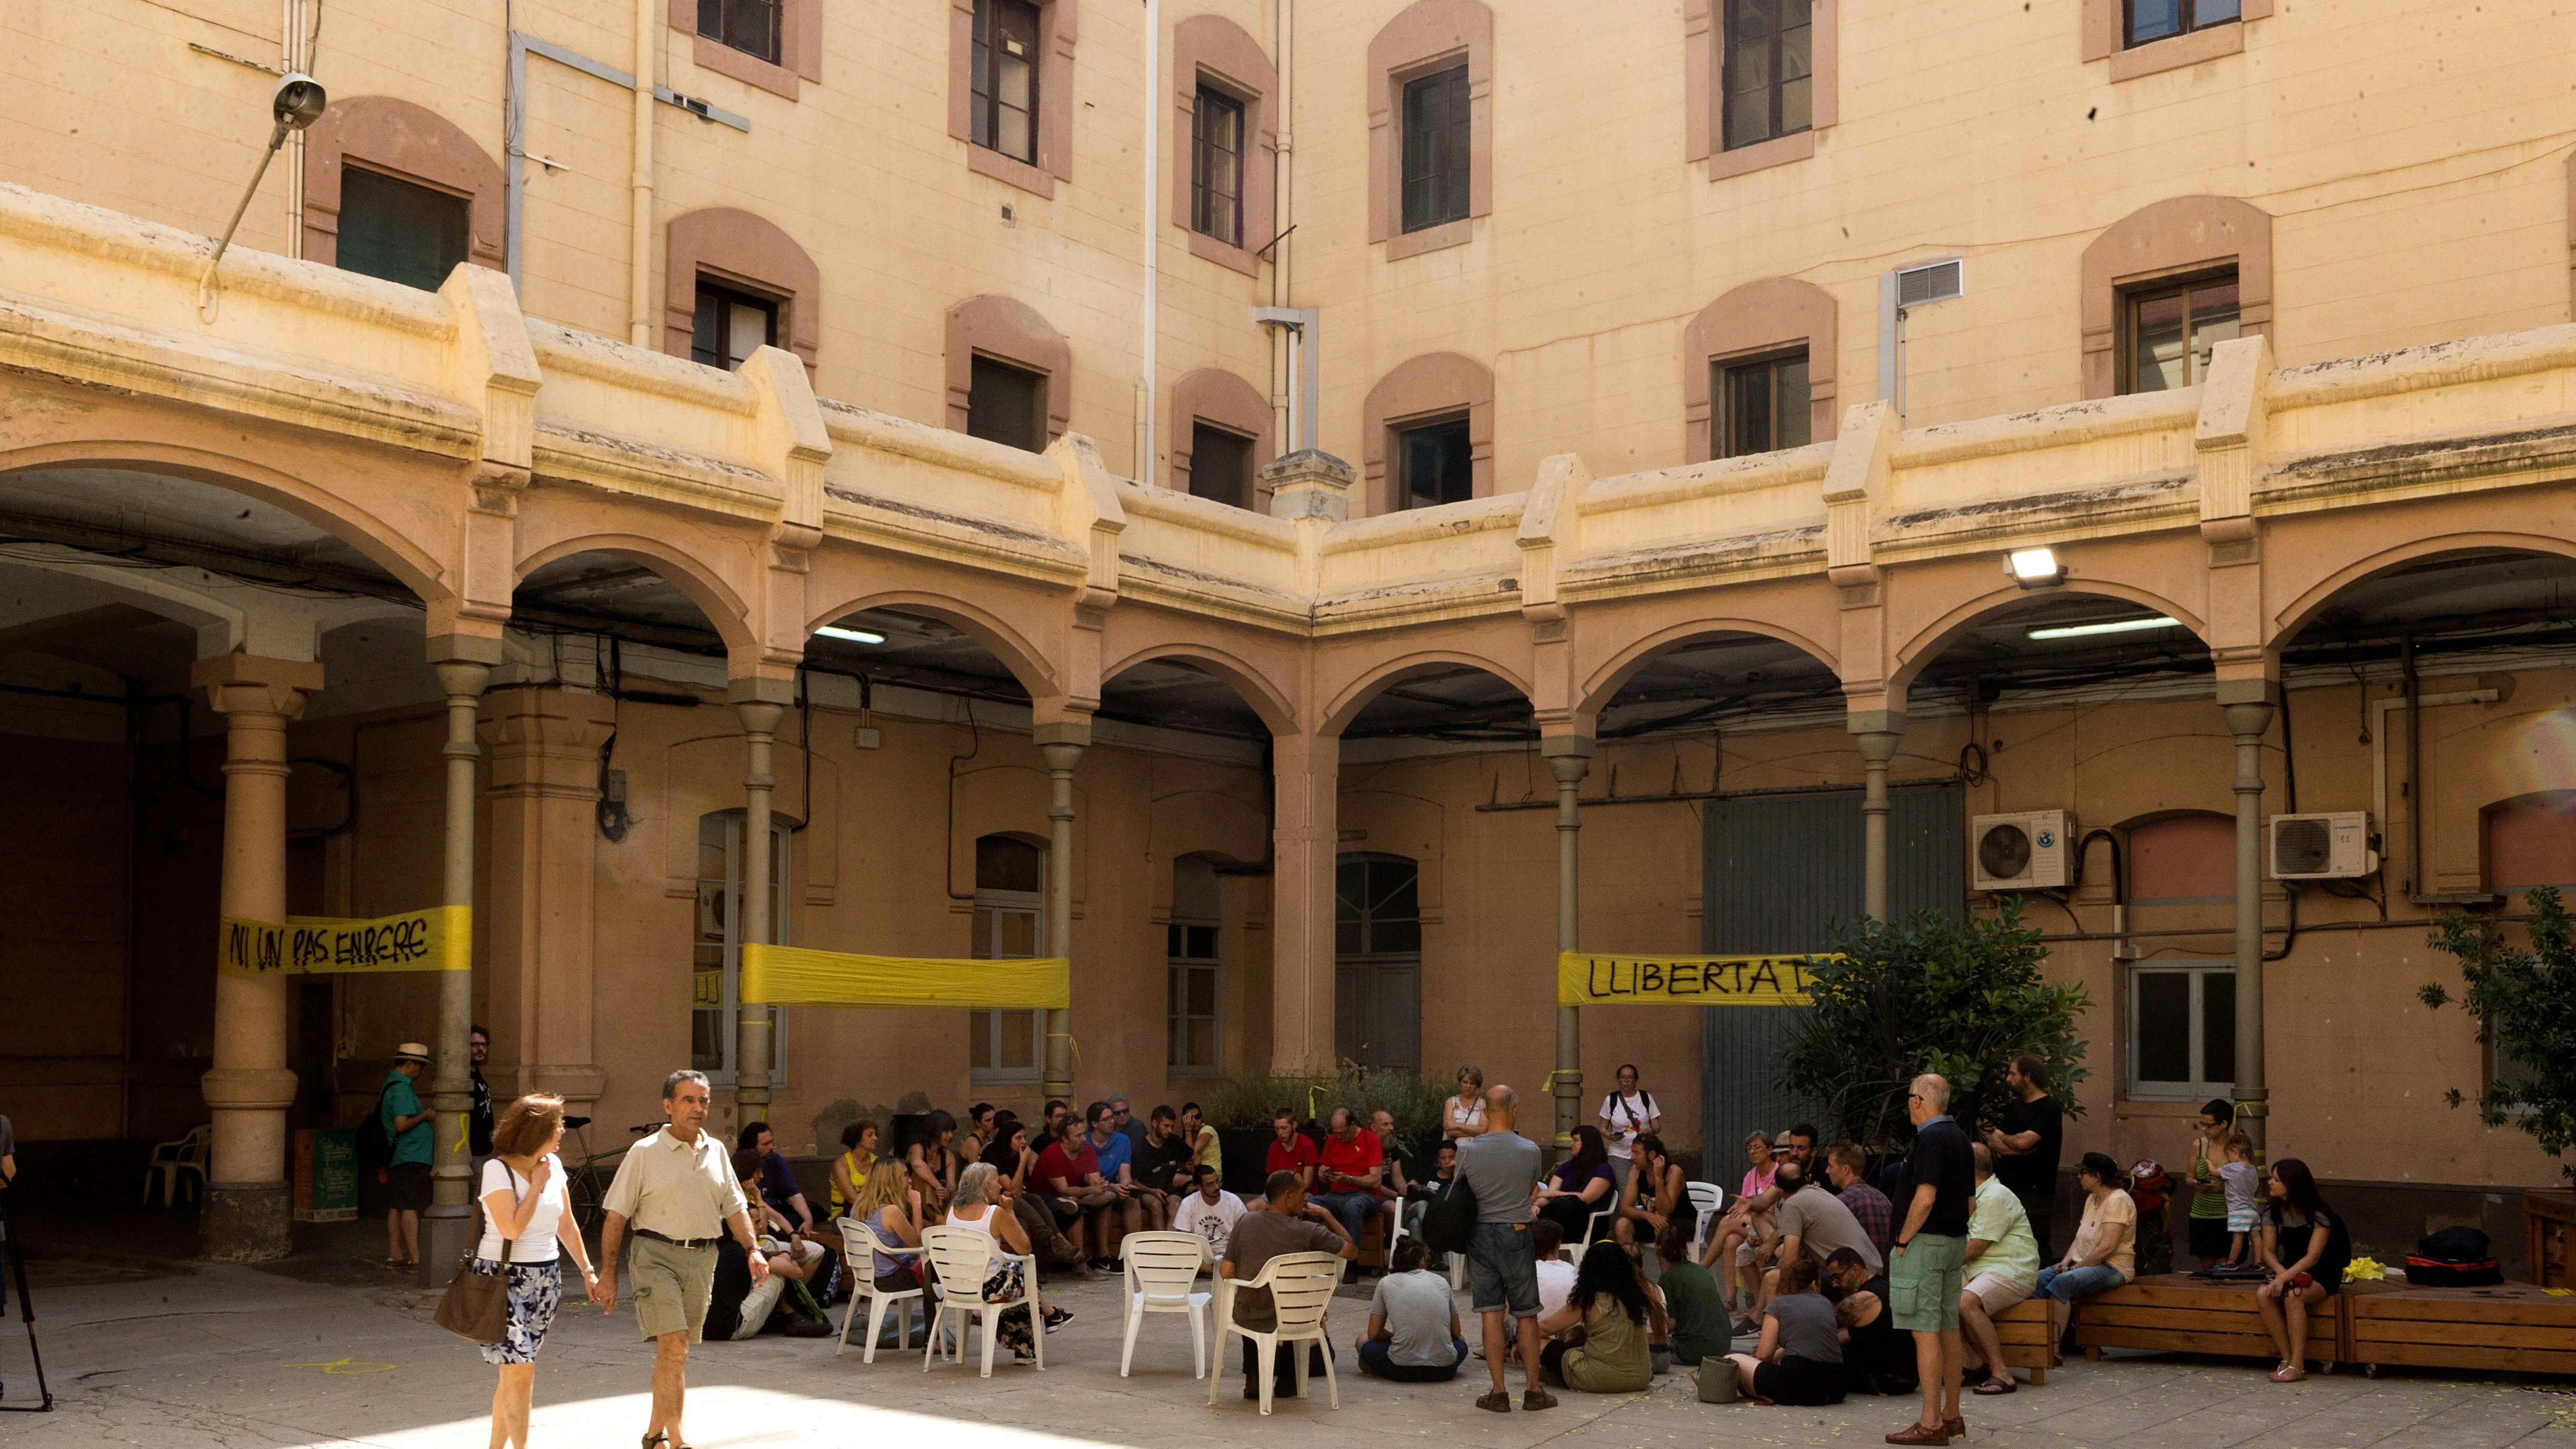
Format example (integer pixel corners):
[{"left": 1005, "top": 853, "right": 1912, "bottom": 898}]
[
  {"left": 2269, "top": 1363, "right": 2306, "bottom": 1383},
  {"left": 1973, "top": 1375, "right": 2017, "bottom": 1395}
]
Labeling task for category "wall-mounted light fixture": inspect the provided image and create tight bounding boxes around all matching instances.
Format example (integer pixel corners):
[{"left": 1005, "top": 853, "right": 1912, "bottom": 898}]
[
  {"left": 814, "top": 625, "right": 887, "bottom": 645},
  {"left": 2004, "top": 546, "right": 2066, "bottom": 588}
]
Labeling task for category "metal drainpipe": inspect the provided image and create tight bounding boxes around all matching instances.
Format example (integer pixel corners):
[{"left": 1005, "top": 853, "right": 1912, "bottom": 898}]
[
  {"left": 1138, "top": 0, "right": 1160, "bottom": 484},
  {"left": 629, "top": 0, "right": 657, "bottom": 347},
  {"left": 283, "top": 0, "right": 312, "bottom": 258}
]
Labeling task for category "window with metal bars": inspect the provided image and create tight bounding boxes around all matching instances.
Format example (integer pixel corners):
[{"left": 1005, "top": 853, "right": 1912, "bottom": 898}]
[
  {"left": 690, "top": 280, "right": 777, "bottom": 371},
  {"left": 972, "top": 0, "right": 1042, "bottom": 165},
  {"left": 1398, "top": 63, "right": 1470, "bottom": 233},
  {"left": 1722, "top": 0, "right": 1812, "bottom": 151},
  {"left": 698, "top": 0, "right": 781, "bottom": 64},
  {"left": 2125, "top": 0, "right": 2240, "bottom": 48},
  {"left": 1191, "top": 85, "right": 1245, "bottom": 247},
  {"left": 2121, "top": 271, "right": 2240, "bottom": 393},
  {"left": 1716, "top": 352, "right": 1811, "bottom": 458}
]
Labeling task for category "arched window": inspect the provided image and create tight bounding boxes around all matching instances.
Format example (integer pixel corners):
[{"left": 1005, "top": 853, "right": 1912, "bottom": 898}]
[
  {"left": 2486, "top": 791, "right": 2576, "bottom": 890},
  {"left": 1336, "top": 853, "right": 1421, "bottom": 1073},
  {"left": 663, "top": 208, "right": 822, "bottom": 372},
  {"left": 1361, "top": 353, "right": 1494, "bottom": 515},
  {"left": 2128, "top": 812, "right": 2236, "bottom": 903},
  {"left": 1682, "top": 277, "right": 1838, "bottom": 463},
  {"left": 693, "top": 810, "right": 792, "bottom": 1084},
  {"left": 2080, "top": 196, "right": 2272, "bottom": 400},
  {"left": 300, "top": 96, "right": 505, "bottom": 289},
  {"left": 1168, "top": 855, "right": 1223, "bottom": 1074},
  {"left": 947, "top": 295, "right": 1073, "bottom": 452},
  {"left": 970, "top": 833, "right": 1046, "bottom": 1082}
]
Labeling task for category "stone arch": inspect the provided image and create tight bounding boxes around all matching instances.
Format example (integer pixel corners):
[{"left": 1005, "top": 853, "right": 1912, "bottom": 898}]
[
  {"left": 300, "top": 95, "right": 507, "bottom": 273},
  {"left": 1888, "top": 582, "right": 2210, "bottom": 697},
  {"left": 2080, "top": 195, "right": 2273, "bottom": 399},
  {"left": 806, "top": 589, "right": 1062, "bottom": 704},
  {"left": 2268, "top": 534, "right": 2576, "bottom": 655},
  {"left": 663, "top": 207, "right": 823, "bottom": 367},
  {"left": 1322, "top": 649, "right": 1533, "bottom": 737},
  {"left": 512, "top": 532, "right": 758, "bottom": 660},
  {"left": 1101, "top": 640, "right": 1297, "bottom": 736},
  {"left": 1576, "top": 617, "right": 1843, "bottom": 732},
  {"left": 1360, "top": 352, "right": 1495, "bottom": 516},
  {"left": 1681, "top": 277, "right": 1840, "bottom": 462}
]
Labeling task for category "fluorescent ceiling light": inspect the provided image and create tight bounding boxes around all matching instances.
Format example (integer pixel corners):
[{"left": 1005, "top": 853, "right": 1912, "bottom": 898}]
[
  {"left": 2028, "top": 615, "right": 2179, "bottom": 641},
  {"left": 2004, "top": 546, "right": 2063, "bottom": 584},
  {"left": 814, "top": 625, "right": 885, "bottom": 644}
]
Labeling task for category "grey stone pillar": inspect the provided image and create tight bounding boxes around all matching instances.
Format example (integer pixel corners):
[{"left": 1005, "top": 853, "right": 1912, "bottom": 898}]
[
  {"left": 732, "top": 681, "right": 792, "bottom": 1123},
  {"left": 2221, "top": 683, "right": 2279, "bottom": 1158},
  {"left": 1850, "top": 712, "right": 1906, "bottom": 922},
  {"left": 1544, "top": 736, "right": 1594, "bottom": 1154},
  {"left": 1035, "top": 720, "right": 1091, "bottom": 1106},
  {"left": 418, "top": 637, "right": 498, "bottom": 1285}
]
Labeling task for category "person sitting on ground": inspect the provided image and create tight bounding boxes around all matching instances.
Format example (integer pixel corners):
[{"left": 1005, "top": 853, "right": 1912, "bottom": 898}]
[
  {"left": 2253, "top": 1157, "right": 2350, "bottom": 1383},
  {"left": 737, "top": 1122, "right": 815, "bottom": 1235},
  {"left": 1612, "top": 1131, "right": 1693, "bottom": 1256},
  {"left": 1313, "top": 1107, "right": 1388, "bottom": 1250},
  {"left": 1749, "top": 1158, "right": 1881, "bottom": 1333},
  {"left": 1262, "top": 1105, "right": 1319, "bottom": 1198},
  {"left": 1036, "top": 1111, "right": 1121, "bottom": 1267},
  {"left": 1700, "top": 1130, "right": 1780, "bottom": 1309},
  {"left": 1505, "top": 1217, "right": 1581, "bottom": 1349},
  {"left": 1531, "top": 1239, "right": 1654, "bottom": 1394},
  {"left": 1181, "top": 1101, "right": 1221, "bottom": 1182},
  {"left": 1532, "top": 1125, "right": 1615, "bottom": 1247},
  {"left": 1220, "top": 1169, "right": 1358, "bottom": 1401},
  {"left": 1721, "top": 1257, "right": 1846, "bottom": 1405},
  {"left": 1823, "top": 1246, "right": 1915, "bottom": 1397},
  {"left": 1654, "top": 1216, "right": 1728, "bottom": 1366},
  {"left": 1358, "top": 1238, "right": 1468, "bottom": 1381},
  {"left": 1084, "top": 1100, "right": 1150, "bottom": 1247},
  {"left": 1826, "top": 1140, "right": 1895, "bottom": 1259},
  {"left": 1176, "top": 1163, "right": 1247, "bottom": 1260},
  {"left": 2034, "top": 1152, "right": 2136, "bottom": 1309},
  {"left": 2221, "top": 1132, "right": 2262, "bottom": 1268},
  {"left": 943, "top": 1161, "right": 1070, "bottom": 1360},
  {"left": 826, "top": 1118, "right": 879, "bottom": 1222},
  {"left": 706, "top": 1148, "right": 831, "bottom": 1340},
  {"left": 906, "top": 1110, "right": 962, "bottom": 1205},
  {"left": 1957, "top": 1143, "right": 2042, "bottom": 1396}
]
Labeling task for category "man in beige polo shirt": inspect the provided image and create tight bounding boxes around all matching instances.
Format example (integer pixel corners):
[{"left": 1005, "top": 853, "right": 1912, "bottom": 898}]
[{"left": 595, "top": 1070, "right": 765, "bottom": 1449}]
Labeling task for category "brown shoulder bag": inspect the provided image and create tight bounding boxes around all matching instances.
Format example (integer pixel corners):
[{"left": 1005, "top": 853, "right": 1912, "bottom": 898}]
[{"left": 433, "top": 1164, "right": 518, "bottom": 1344}]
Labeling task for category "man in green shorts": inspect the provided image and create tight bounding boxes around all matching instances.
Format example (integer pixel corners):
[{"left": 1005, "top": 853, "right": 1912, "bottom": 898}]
[
  {"left": 595, "top": 1070, "right": 766, "bottom": 1449},
  {"left": 1885, "top": 1074, "right": 1974, "bottom": 1446}
]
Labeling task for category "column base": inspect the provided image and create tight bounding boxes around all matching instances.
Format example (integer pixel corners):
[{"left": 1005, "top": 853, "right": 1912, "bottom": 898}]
[
  {"left": 200, "top": 1181, "right": 293, "bottom": 1262},
  {"left": 418, "top": 1204, "right": 477, "bottom": 1287}
]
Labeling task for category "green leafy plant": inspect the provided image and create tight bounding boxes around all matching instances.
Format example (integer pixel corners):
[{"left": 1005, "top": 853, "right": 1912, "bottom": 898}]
[
  {"left": 1780, "top": 901, "right": 2090, "bottom": 1151},
  {"left": 2417, "top": 885, "right": 2576, "bottom": 1180},
  {"left": 1193, "top": 1061, "right": 1448, "bottom": 1148}
]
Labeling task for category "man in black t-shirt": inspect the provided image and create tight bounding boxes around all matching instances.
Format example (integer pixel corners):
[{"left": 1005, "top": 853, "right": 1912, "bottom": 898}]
[
  {"left": 1825, "top": 1248, "right": 1916, "bottom": 1396},
  {"left": 1888, "top": 1074, "right": 1974, "bottom": 1445},
  {"left": 1985, "top": 1052, "right": 2063, "bottom": 1258}
]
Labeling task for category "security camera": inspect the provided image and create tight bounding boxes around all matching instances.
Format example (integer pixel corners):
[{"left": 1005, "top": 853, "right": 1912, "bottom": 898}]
[{"left": 272, "top": 72, "right": 327, "bottom": 131}]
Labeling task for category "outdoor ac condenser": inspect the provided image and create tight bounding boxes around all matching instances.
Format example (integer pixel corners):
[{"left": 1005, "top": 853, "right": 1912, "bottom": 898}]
[
  {"left": 2268, "top": 811, "right": 2376, "bottom": 879},
  {"left": 1971, "top": 810, "right": 2070, "bottom": 892}
]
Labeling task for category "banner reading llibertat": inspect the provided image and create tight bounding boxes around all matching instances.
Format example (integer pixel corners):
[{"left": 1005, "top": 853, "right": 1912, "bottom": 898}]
[
  {"left": 1556, "top": 951, "right": 1827, "bottom": 1007},
  {"left": 217, "top": 905, "right": 471, "bottom": 977}
]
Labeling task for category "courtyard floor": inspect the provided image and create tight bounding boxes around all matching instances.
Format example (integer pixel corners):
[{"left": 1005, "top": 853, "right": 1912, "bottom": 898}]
[{"left": 2, "top": 1217, "right": 2570, "bottom": 1449}]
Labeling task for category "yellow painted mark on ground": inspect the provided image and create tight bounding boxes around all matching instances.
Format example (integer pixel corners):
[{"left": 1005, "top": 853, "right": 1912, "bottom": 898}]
[{"left": 283, "top": 1356, "right": 396, "bottom": 1375}]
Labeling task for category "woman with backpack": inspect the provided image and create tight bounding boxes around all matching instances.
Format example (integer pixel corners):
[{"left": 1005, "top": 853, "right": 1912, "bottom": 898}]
[
  {"left": 1596, "top": 1064, "right": 1661, "bottom": 1200},
  {"left": 2252, "top": 1157, "right": 2351, "bottom": 1382}
]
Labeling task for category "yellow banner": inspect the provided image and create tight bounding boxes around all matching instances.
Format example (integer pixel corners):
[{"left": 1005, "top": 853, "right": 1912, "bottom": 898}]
[
  {"left": 219, "top": 906, "right": 471, "bottom": 977},
  {"left": 740, "top": 943, "right": 1069, "bottom": 1009},
  {"left": 1558, "top": 951, "right": 1828, "bottom": 1007}
]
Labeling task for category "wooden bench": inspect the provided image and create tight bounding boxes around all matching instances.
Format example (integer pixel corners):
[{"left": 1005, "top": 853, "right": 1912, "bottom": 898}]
[
  {"left": 2070, "top": 1275, "right": 2307, "bottom": 1365},
  {"left": 2344, "top": 1280, "right": 2576, "bottom": 1377},
  {"left": 1992, "top": 1295, "right": 2066, "bottom": 1385}
]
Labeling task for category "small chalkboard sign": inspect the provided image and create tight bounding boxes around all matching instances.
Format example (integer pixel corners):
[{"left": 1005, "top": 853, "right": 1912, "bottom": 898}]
[{"left": 295, "top": 1128, "right": 359, "bottom": 1222}]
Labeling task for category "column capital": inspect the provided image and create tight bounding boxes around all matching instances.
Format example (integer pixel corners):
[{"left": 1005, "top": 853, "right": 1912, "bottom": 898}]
[
  {"left": 426, "top": 631, "right": 507, "bottom": 669},
  {"left": 1537, "top": 733, "right": 1596, "bottom": 760},
  {"left": 2214, "top": 677, "right": 2283, "bottom": 711},
  {"left": 1033, "top": 719, "right": 1094, "bottom": 752},
  {"left": 727, "top": 674, "right": 797, "bottom": 708},
  {"left": 1262, "top": 449, "right": 1357, "bottom": 522},
  {"left": 734, "top": 698, "right": 787, "bottom": 736},
  {"left": 192, "top": 653, "right": 325, "bottom": 716},
  {"left": 1845, "top": 707, "right": 1908, "bottom": 739}
]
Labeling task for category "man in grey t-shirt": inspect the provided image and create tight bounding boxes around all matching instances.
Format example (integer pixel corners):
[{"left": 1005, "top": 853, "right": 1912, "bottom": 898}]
[
  {"left": 1358, "top": 1239, "right": 1467, "bottom": 1381},
  {"left": 1453, "top": 1085, "right": 1553, "bottom": 1414},
  {"left": 1753, "top": 1161, "right": 1882, "bottom": 1322}
]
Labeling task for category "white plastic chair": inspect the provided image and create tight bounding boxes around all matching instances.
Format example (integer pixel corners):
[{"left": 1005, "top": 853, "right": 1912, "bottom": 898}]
[
  {"left": 1119, "top": 1229, "right": 1212, "bottom": 1377},
  {"left": 835, "top": 1217, "right": 926, "bottom": 1363},
  {"left": 918, "top": 1224, "right": 1044, "bottom": 1377},
  {"left": 1582, "top": 1205, "right": 1617, "bottom": 1248},
  {"left": 143, "top": 1125, "right": 209, "bottom": 1208},
  {"left": 1207, "top": 1249, "right": 1343, "bottom": 1415},
  {"left": 1685, "top": 1181, "right": 1727, "bottom": 1261}
]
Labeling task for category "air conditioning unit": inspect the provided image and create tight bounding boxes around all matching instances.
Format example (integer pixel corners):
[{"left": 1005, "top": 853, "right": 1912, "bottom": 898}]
[
  {"left": 2269, "top": 811, "right": 2376, "bottom": 880},
  {"left": 1972, "top": 810, "right": 2071, "bottom": 892}
]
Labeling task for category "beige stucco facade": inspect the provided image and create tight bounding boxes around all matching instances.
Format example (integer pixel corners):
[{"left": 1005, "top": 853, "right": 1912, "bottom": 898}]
[{"left": 3, "top": 0, "right": 2574, "bottom": 1264}]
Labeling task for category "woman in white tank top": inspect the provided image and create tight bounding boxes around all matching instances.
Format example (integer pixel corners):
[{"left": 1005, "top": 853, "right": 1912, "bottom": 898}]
[
  {"left": 474, "top": 1093, "right": 599, "bottom": 1449},
  {"left": 944, "top": 1162, "right": 1067, "bottom": 1352},
  {"left": 1445, "top": 1064, "right": 1490, "bottom": 1140}
]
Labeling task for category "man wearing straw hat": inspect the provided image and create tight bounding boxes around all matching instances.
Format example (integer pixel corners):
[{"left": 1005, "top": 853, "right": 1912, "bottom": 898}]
[{"left": 380, "top": 1043, "right": 437, "bottom": 1272}]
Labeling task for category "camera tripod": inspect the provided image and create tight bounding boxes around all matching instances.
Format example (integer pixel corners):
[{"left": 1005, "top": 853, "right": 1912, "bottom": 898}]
[{"left": 0, "top": 1187, "right": 53, "bottom": 1412}]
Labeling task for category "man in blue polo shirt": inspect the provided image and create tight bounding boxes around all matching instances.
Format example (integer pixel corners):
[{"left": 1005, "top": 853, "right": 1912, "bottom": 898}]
[{"left": 1885, "top": 1073, "right": 1974, "bottom": 1447}]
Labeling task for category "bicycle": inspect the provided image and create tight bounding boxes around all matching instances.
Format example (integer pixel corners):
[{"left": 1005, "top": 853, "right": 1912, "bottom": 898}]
[{"left": 563, "top": 1118, "right": 655, "bottom": 1236}]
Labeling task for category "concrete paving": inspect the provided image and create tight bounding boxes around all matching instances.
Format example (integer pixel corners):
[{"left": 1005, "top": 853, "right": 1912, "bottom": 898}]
[{"left": 2, "top": 1238, "right": 2568, "bottom": 1449}]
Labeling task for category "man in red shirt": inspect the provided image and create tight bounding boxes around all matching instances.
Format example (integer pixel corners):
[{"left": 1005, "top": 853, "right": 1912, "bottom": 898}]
[
  {"left": 1262, "top": 1107, "right": 1319, "bottom": 1205},
  {"left": 1313, "top": 1107, "right": 1386, "bottom": 1248},
  {"left": 1036, "top": 1113, "right": 1119, "bottom": 1266}
]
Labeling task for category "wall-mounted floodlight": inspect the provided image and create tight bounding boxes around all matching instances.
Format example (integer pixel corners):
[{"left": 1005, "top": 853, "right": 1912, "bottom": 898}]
[
  {"left": 198, "top": 72, "right": 329, "bottom": 321},
  {"left": 2028, "top": 615, "right": 2177, "bottom": 640},
  {"left": 814, "top": 625, "right": 887, "bottom": 644},
  {"left": 2005, "top": 546, "right": 2066, "bottom": 588}
]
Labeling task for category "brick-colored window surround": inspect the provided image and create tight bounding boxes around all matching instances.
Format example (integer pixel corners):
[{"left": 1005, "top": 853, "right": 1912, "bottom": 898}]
[
  {"left": 1683, "top": 0, "right": 1837, "bottom": 182},
  {"left": 2082, "top": 0, "right": 2269, "bottom": 82},
  {"left": 2079, "top": 195, "right": 2270, "bottom": 401},
  {"left": 2129, "top": 812, "right": 2236, "bottom": 903},
  {"left": 2487, "top": 791, "right": 2576, "bottom": 891},
  {"left": 299, "top": 96, "right": 505, "bottom": 274},
  {"left": 1681, "top": 277, "right": 1837, "bottom": 464},
  {"left": 1360, "top": 353, "right": 1493, "bottom": 516},
  {"left": 1366, "top": 0, "right": 1492, "bottom": 261},
  {"left": 946, "top": 295, "right": 1072, "bottom": 446},
  {"left": 667, "top": 0, "right": 821, "bottom": 101},
  {"left": 692, "top": 281, "right": 778, "bottom": 370},
  {"left": 949, "top": 0, "right": 1077, "bottom": 198},
  {"left": 1169, "top": 368, "right": 1275, "bottom": 507},
  {"left": 1171, "top": 16, "right": 1278, "bottom": 276},
  {"left": 662, "top": 208, "right": 820, "bottom": 369}
]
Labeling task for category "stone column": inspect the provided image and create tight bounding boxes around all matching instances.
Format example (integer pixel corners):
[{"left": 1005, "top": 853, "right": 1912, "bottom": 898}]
[
  {"left": 2221, "top": 684, "right": 2279, "bottom": 1158},
  {"left": 732, "top": 683, "right": 790, "bottom": 1124},
  {"left": 1850, "top": 711, "right": 1906, "bottom": 922},
  {"left": 1269, "top": 729, "right": 1339, "bottom": 1074},
  {"left": 482, "top": 688, "right": 614, "bottom": 1117},
  {"left": 1034, "top": 720, "right": 1090, "bottom": 1105},
  {"left": 193, "top": 652, "right": 325, "bottom": 1262},
  {"left": 418, "top": 639, "right": 498, "bottom": 1284},
  {"left": 1543, "top": 736, "right": 1594, "bottom": 1153}
]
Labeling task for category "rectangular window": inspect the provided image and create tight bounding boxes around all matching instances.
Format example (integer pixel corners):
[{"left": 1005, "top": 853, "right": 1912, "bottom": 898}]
[
  {"left": 2128, "top": 964, "right": 2234, "bottom": 1099},
  {"left": 972, "top": 0, "right": 1042, "bottom": 165},
  {"left": 1398, "top": 63, "right": 1471, "bottom": 234},
  {"left": 2126, "top": 0, "right": 2239, "bottom": 48},
  {"left": 967, "top": 355, "right": 1047, "bottom": 453},
  {"left": 698, "top": 0, "right": 781, "bottom": 64},
  {"left": 1396, "top": 415, "right": 1473, "bottom": 510},
  {"left": 1168, "top": 923, "right": 1220, "bottom": 1073},
  {"left": 1188, "top": 422, "right": 1254, "bottom": 509},
  {"left": 1723, "top": 0, "right": 1813, "bottom": 151},
  {"left": 968, "top": 898, "right": 1044, "bottom": 1084},
  {"left": 1717, "top": 352, "right": 1811, "bottom": 458},
  {"left": 335, "top": 167, "right": 471, "bottom": 292},
  {"left": 690, "top": 281, "right": 777, "bottom": 371},
  {"left": 1191, "top": 85, "right": 1246, "bottom": 247},
  {"left": 2122, "top": 271, "right": 2240, "bottom": 393}
]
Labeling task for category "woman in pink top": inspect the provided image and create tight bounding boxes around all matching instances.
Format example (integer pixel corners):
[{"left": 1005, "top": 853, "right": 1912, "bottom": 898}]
[{"left": 1701, "top": 1132, "right": 1779, "bottom": 1310}]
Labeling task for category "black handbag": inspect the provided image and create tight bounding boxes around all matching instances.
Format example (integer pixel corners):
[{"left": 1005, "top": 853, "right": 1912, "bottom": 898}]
[
  {"left": 1421, "top": 1171, "right": 1477, "bottom": 1257},
  {"left": 433, "top": 1168, "right": 518, "bottom": 1344}
]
